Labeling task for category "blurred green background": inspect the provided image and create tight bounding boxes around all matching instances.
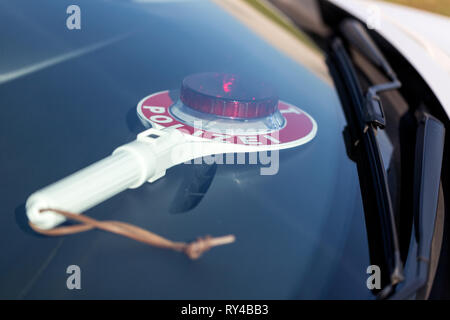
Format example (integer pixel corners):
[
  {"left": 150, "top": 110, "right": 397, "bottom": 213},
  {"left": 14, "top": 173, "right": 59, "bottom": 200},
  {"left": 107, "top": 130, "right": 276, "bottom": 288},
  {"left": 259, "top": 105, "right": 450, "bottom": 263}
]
[{"left": 382, "top": 0, "right": 450, "bottom": 17}]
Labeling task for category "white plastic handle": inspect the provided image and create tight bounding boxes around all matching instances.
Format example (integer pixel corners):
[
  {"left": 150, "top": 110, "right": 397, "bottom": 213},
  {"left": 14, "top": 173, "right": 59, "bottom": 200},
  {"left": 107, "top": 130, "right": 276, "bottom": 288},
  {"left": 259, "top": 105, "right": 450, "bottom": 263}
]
[
  {"left": 25, "top": 125, "right": 282, "bottom": 230},
  {"left": 26, "top": 128, "right": 184, "bottom": 230}
]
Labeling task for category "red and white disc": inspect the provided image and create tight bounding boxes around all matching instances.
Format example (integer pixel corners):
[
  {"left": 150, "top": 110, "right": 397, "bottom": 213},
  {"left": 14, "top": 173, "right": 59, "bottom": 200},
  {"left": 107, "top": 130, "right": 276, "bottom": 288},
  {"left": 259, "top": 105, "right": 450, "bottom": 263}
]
[{"left": 137, "top": 90, "right": 317, "bottom": 149}]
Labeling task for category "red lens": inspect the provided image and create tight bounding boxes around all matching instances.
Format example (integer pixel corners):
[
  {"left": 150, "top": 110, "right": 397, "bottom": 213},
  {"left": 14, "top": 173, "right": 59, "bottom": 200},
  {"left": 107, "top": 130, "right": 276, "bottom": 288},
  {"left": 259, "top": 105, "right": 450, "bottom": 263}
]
[{"left": 179, "top": 72, "right": 278, "bottom": 119}]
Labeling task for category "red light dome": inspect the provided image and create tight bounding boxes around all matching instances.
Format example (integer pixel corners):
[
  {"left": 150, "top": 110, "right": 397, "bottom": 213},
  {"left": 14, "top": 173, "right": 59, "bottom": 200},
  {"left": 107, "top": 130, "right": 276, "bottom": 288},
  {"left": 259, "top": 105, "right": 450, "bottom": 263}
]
[{"left": 179, "top": 72, "right": 279, "bottom": 119}]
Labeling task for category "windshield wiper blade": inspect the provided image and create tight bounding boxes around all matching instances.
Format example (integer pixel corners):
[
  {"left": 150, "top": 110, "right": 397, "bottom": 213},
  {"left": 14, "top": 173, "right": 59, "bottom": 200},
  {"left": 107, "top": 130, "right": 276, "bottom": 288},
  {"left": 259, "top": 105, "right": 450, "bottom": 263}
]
[
  {"left": 329, "top": 35, "right": 404, "bottom": 297},
  {"left": 335, "top": 19, "right": 446, "bottom": 299},
  {"left": 391, "top": 113, "right": 445, "bottom": 299},
  {"left": 337, "top": 18, "right": 409, "bottom": 298}
]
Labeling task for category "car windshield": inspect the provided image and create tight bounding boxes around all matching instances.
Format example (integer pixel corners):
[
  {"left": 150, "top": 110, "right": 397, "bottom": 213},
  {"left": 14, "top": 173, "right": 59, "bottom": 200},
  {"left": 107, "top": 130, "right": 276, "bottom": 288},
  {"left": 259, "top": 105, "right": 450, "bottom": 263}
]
[{"left": 0, "top": 0, "right": 373, "bottom": 299}]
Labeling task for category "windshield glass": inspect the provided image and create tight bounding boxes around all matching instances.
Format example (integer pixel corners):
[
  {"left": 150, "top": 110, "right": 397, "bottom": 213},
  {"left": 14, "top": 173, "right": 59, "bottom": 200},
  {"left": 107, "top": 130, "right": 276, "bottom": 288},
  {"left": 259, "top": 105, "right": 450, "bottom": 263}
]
[{"left": 0, "top": 0, "right": 372, "bottom": 299}]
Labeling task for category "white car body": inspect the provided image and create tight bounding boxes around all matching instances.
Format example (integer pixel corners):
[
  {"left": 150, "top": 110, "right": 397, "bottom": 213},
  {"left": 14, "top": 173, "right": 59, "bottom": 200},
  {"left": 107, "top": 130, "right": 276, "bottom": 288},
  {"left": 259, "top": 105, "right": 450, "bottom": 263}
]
[{"left": 329, "top": 0, "right": 450, "bottom": 117}]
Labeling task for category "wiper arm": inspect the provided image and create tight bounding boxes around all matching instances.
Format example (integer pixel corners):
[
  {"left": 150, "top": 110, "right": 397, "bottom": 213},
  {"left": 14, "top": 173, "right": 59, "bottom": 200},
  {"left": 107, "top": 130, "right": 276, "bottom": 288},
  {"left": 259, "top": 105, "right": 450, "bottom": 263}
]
[
  {"left": 364, "top": 80, "right": 401, "bottom": 130},
  {"left": 329, "top": 30, "right": 404, "bottom": 297},
  {"left": 391, "top": 113, "right": 445, "bottom": 299},
  {"left": 339, "top": 19, "right": 396, "bottom": 80},
  {"left": 340, "top": 19, "right": 401, "bottom": 132}
]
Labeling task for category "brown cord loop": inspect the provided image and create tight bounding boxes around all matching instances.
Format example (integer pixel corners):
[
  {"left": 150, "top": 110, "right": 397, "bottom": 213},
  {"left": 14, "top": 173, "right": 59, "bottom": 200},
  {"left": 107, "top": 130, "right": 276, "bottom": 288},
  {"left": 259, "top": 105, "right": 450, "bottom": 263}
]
[{"left": 29, "top": 208, "right": 235, "bottom": 260}]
